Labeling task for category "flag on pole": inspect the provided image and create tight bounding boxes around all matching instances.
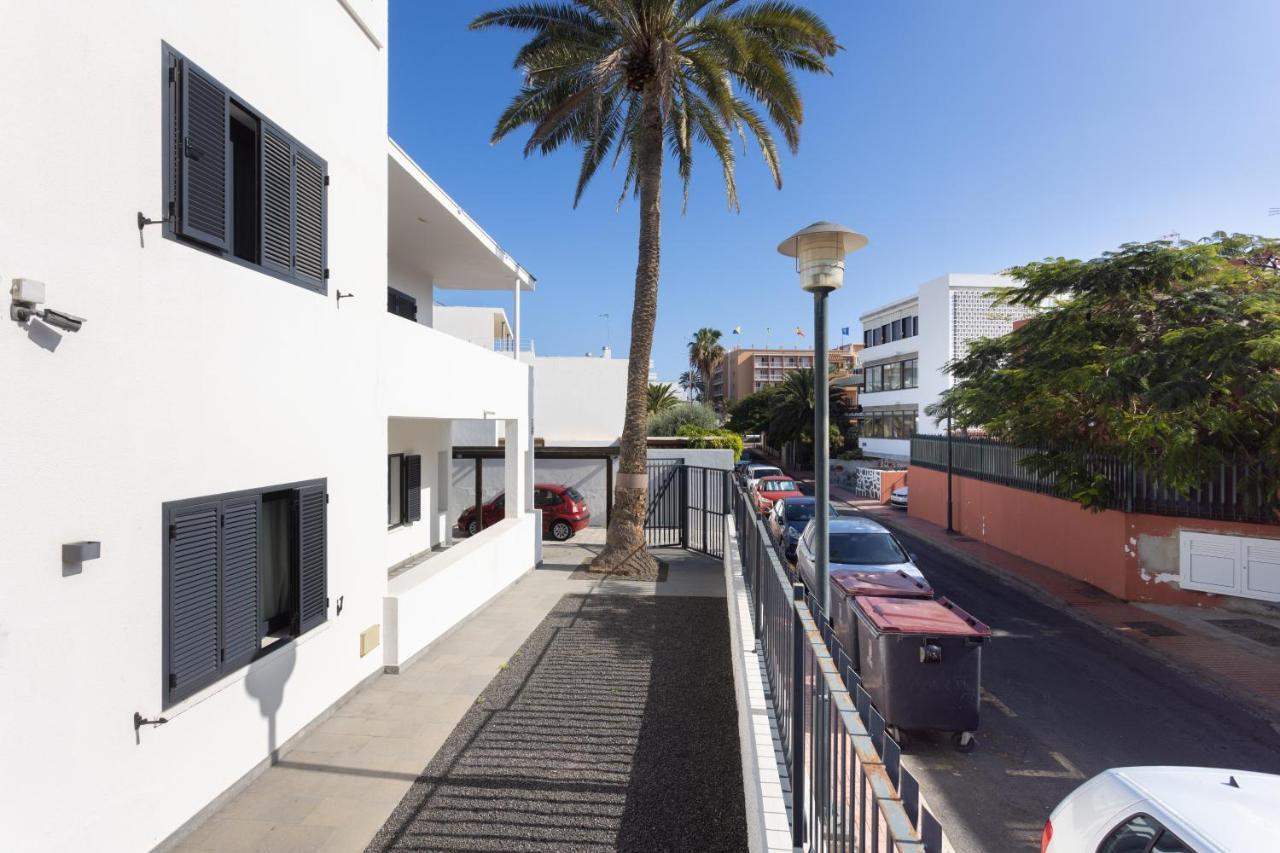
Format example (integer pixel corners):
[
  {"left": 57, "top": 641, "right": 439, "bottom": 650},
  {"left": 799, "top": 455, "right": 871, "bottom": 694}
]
[
  {"left": 795, "top": 326, "right": 805, "bottom": 337},
  {"left": 841, "top": 326, "right": 850, "bottom": 336},
  {"left": 732, "top": 325, "right": 742, "bottom": 334}
]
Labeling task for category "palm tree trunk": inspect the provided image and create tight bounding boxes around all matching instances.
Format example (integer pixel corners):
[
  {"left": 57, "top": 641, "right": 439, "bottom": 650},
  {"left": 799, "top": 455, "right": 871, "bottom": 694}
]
[{"left": 591, "top": 88, "right": 663, "bottom": 577}]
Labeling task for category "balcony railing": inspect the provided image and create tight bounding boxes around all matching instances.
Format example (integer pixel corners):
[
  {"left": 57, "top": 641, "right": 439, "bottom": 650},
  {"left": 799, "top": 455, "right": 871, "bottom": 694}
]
[{"left": 492, "top": 338, "right": 535, "bottom": 354}]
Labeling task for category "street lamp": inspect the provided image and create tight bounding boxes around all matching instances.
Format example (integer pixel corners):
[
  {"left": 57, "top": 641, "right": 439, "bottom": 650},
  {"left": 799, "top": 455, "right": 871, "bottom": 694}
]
[{"left": 778, "top": 222, "right": 868, "bottom": 618}]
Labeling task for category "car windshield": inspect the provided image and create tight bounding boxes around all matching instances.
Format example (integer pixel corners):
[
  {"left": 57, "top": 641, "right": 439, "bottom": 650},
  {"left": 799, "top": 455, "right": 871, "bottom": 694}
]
[
  {"left": 565, "top": 487, "right": 585, "bottom": 502},
  {"left": 830, "top": 532, "right": 908, "bottom": 565},
  {"left": 762, "top": 480, "right": 799, "bottom": 492},
  {"left": 785, "top": 503, "right": 835, "bottom": 521},
  {"left": 753, "top": 468, "right": 782, "bottom": 478}
]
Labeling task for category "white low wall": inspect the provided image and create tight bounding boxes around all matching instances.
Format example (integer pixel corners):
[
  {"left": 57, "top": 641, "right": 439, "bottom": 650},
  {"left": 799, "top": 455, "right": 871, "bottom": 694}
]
[
  {"left": 648, "top": 447, "right": 735, "bottom": 470},
  {"left": 383, "top": 513, "right": 538, "bottom": 671}
]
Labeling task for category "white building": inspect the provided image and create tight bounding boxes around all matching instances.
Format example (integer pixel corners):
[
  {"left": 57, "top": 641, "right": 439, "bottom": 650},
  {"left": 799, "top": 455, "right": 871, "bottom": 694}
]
[
  {"left": 0, "top": 3, "right": 543, "bottom": 850},
  {"left": 856, "top": 273, "right": 1034, "bottom": 459}
]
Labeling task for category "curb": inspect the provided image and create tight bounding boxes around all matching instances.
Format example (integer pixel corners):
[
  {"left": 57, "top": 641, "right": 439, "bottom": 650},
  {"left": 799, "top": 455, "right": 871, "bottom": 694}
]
[{"left": 860, "top": 506, "right": 1280, "bottom": 729}]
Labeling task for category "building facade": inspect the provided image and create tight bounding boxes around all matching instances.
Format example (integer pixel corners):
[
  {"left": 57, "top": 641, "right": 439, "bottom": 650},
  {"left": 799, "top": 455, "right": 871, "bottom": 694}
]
[
  {"left": 712, "top": 344, "right": 861, "bottom": 406},
  {"left": 0, "top": 3, "right": 544, "bottom": 850},
  {"left": 856, "top": 273, "right": 1034, "bottom": 459}
]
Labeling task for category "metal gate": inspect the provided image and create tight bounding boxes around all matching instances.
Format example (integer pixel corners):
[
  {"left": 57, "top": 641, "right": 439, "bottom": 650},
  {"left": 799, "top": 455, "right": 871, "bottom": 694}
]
[{"left": 643, "top": 462, "right": 729, "bottom": 558}]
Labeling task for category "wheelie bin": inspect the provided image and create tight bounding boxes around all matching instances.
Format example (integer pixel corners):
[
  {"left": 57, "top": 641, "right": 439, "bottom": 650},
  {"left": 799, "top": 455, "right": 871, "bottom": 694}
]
[
  {"left": 853, "top": 595, "right": 991, "bottom": 752},
  {"left": 827, "top": 569, "right": 933, "bottom": 676}
]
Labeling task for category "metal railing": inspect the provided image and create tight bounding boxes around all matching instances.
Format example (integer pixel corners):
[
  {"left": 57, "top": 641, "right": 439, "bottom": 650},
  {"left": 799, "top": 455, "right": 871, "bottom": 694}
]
[
  {"left": 911, "top": 434, "right": 1278, "bottom": 524},
  {"left": 732, "top": 485, "right": 947, "bottom": 852}
]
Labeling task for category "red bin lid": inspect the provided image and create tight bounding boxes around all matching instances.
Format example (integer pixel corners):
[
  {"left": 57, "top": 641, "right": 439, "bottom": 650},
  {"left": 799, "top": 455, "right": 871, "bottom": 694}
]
[
  {"left": 854, "top": 596, "right": 992, "bottom": 637},
  {"left": 831, "top": 569, "right": 934, "bottom": 599}
]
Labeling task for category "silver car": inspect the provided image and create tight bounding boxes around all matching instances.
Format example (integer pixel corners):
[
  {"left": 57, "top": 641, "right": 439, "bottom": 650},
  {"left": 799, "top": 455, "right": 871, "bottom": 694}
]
[{"left": 794, "top": 515, "right": 926, "bottom": 594}]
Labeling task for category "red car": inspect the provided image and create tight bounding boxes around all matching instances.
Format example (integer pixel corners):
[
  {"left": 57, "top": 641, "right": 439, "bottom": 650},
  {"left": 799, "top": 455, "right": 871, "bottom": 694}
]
[
  {"left": 753, "top": 476, "right": 804, "bottom": 514},
  {"left": 457, "top": 483, "right": 591, "bottom": 541}
]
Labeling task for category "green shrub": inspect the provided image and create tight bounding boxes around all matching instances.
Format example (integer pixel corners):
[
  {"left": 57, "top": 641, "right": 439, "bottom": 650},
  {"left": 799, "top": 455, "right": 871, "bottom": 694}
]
[
  {"left": 677, "top": 425, "right": 744, "bottom": 462},
  {"left": 647, "top": 402, "right": 718, "bottom": 436}
]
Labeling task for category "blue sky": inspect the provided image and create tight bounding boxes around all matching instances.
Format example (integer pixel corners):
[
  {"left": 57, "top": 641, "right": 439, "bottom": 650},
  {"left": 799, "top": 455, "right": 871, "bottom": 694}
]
[{"left": 389, "top": 1, "right": 1280, "bottom": 380}]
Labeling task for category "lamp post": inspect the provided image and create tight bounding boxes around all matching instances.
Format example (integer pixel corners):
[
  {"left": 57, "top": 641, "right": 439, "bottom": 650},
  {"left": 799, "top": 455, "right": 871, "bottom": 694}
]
[{"left": 778, "top": 222, "right": 868, "bottom": 617}]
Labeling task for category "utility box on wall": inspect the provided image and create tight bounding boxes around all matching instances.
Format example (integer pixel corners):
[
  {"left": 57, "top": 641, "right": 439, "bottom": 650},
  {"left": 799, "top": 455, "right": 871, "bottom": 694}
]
[{"left": 1180, "top": 531, "right": 1280, "bottom": 603}]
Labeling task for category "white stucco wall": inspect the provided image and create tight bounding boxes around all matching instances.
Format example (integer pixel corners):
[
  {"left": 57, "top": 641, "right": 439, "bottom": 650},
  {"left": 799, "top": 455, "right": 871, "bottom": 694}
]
[
  {"left": 433, "top": 304, "right": 509, "bottom": 351},
  {"left": 0, "top": 4, "right": 537, "bottom": 850},
  {"left": 531, "top": 355, "right": 628, "bottom": 445}
]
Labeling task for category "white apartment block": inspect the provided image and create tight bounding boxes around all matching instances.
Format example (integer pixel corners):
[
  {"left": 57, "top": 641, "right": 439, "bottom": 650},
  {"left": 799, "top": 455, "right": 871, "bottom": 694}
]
[
  {"left": 0, "top": 3, "right": 545, "bottom": 850},
  {"left": 856, "top": 273, "right": 1034, "bottom": 459}
]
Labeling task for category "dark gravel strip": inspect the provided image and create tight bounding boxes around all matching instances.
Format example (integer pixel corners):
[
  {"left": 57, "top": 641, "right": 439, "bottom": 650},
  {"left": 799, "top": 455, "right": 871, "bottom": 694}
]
[{"left": 366, "top": 593, "right": 746, "bottom": 853}]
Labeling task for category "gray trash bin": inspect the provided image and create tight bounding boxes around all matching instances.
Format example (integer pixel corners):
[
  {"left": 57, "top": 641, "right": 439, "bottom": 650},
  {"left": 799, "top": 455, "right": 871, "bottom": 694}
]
[
  {"left": 828, "top": 570, "right": 933, "bottom": 676},
  {"left": 854, "top": 596, "right": 991, "bottom": 750}
]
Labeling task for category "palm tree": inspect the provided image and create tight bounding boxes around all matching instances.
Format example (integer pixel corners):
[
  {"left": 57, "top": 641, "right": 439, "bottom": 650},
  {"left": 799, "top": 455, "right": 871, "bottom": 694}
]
[
  {"left": 767, "top": 368, "right": 850, "bottom": 461},
  {"left": 687, "top": 327, "right": 725, "bottom": 403},
  {"left": 472, "top": 1, "right": 838, "bottom": 576},
  {"left": 646, "top": 382, "right": 679, "bottom": 413},
  {"left": 677, "top": 369, "right": 703, "bottom": 401}
]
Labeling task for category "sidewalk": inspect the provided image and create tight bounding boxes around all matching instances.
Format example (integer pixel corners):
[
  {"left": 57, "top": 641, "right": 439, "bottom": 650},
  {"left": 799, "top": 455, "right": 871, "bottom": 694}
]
[
  {"left": 172, "top": 538, "right": 735, "bottom": 852},
  {"left": 852, "top": 501, "right": 1280, "bottom": 722}
]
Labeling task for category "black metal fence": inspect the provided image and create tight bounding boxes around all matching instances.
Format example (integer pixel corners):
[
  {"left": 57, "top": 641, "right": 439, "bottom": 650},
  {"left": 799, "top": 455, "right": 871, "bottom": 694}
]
[
  {"left": 911, "top": 435, "right": 1277, "bottom": 524},
  {"left": 732, "top": 485, "right": 946, "bottom": 852},
  {"left": 644, "top": 462, "right": 730, "bottom": 558}
]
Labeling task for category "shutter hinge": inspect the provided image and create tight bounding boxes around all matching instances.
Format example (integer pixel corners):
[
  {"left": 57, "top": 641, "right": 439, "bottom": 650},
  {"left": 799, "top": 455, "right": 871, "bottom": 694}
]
[
  {"left": 324, "top": 175, "right": 330, "bottom": 187},
  {"left": 168, "top": 66, "right": 175, "bottom": 83},
  {"left": 325, "top": 493, "right": 330, "bottom": 505},
  {"left": 219, "top": 514, "right": 225, "bottom": 528},
  {"left": 168, "top": 673, "right": 177, "bottom": 689},
  {"left": 220, "top": 648, "right": 226, "bottom": 662},
  {"left": 168, "top": 523, "right": 177, "bottom": 540},
  {"left": 326, "top": 597, "right": 330, "bottom": 611},
  {"left": 324, "top": 268, "right": 330, "bottom": 281}
]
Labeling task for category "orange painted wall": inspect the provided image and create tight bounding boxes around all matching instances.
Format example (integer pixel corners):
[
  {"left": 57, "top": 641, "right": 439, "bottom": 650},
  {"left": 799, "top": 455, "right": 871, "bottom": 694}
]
[{"left": 907, "top": 466, "right": 1280, "bottom": 605}]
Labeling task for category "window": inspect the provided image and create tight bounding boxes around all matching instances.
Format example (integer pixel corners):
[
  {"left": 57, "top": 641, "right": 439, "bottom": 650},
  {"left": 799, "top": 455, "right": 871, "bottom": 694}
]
[
  {"left": 387, "top": 288, "right": 418, "bottom": 322},
  {"left": 829, "top": 532, "right": 909, "bottom": 565},
  {"left": 904, "top": 358, "right": 918, "bottom": 389},
  {"left": 534, "top": 488, "right": 560, "bottom": 508},
  {"left": 163, "top": 479, "right": 327, "bottom": 707},
  {"left": 164, "top": 45, "right": 328, "bottom": 292},
  {"left": 864, "top": 330, "right": 873, "bottom": 347},
  {"left": 884, "top": 361, "right": 902, "bottom": 391},
  {"left": 912, "top": 315, "right": 919, "bottom": 336},
  {"left": 388, "top": 454, "right": 422, "bottom": 529},
  {"left": 890, "top": 319, "right": 901, "bottom": 341},
  {"left": 1098, "top": 814, "right": 1191, "bottom": 853}
]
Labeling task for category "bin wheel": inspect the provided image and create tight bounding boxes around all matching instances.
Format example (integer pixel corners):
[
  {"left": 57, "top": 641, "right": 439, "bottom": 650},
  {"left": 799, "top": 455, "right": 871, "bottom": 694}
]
[{"left": 951, "top": 731, "right": 977, "bottom": 753}]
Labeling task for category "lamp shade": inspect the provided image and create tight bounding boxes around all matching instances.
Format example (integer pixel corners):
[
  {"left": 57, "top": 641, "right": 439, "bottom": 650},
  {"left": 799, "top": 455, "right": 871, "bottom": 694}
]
[{"left": 777, "top": 221, "right": 868, "bottom": 293}]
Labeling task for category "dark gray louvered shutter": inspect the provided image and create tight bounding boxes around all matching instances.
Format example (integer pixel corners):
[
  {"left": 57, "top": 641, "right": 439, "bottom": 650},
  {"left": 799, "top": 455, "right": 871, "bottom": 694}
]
[
  {"left": 293, "top": 148, "right": 326, "bottom": 288},
  {"left": 296, "top": 483, "right": 327, "bottom": 633},
  {"left": 404, "top": 455, "right": 422, "bottom": 522},
  {"left": 177, "top": 60, "right": 229, "bottom": 250},
  {"left": 219, "top": 494, "right": 261, "bottom": 670},
  {"left": 167, "top": 501, "right": 220, "bottom": 705},
  {"left": 260, "top": 123, "right": 294, "bottom": 276}
]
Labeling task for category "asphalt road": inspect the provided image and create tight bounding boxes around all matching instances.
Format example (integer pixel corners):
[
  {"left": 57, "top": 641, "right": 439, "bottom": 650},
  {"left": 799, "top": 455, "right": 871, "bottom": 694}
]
[{"left": 834, "top": 504, "right": 1280, "bottom": 852}]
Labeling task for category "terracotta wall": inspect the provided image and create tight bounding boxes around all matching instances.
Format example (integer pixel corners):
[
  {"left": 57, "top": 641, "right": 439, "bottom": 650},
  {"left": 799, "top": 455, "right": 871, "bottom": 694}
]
[
  {"left": 907, "top": 466, "right": 1280, "bottom": 605},
  {"left": 879, "top": 470, "right": 907, "bottom": 503}
]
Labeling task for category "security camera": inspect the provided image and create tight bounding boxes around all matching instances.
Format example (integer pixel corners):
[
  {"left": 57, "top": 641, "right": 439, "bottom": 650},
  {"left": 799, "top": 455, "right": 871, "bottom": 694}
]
[{"left": 39, "top": 308, "right": 85, "bottom": 333}]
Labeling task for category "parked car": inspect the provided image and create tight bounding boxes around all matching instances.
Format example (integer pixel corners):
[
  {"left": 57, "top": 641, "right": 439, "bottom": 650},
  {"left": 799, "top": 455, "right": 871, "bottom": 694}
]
[
  {"left": 767, "top": 496, "right": 839, "bottom": 563},
  {"left": 889, "top": 485, "right": 908, "bottom": 509},
  {"left": 457, "top": 483, "right": 590, "bottom": 541},
  {"left": 753, "top": 476, "right": 804, "bottom": 515},
  {"left": 795, "top": 515, "right": 926, "bottom": 594},
  {"left": 1042, "top": 766, "right": 1280, "bottom": 852},
  {"left": 743, "top": 463, "right": 784, "bottom": 490}
]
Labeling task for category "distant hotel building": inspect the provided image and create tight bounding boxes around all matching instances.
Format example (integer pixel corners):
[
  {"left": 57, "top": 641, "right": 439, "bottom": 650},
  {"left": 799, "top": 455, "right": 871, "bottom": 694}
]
[
  {"left": 711, "top": 343, "right": 861, "bottom": 406},
  {"left": 856, "top": 274, "right": 1034, "bottom": 459}
]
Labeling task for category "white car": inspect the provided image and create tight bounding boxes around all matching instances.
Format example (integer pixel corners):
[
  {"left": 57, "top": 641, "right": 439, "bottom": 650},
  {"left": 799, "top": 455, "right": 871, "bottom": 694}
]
[
  {"left": 1043, "top": 766, "right": 1280, "bottom": 852},
  {"left": 743, "top": 464, "right": 783, "bottom": 492},
  {"left": 794, "top": 516, "right": 927, "bottom": 591},
  {"left": 889, "top": 485, "right": 908, "bottom": 509}
]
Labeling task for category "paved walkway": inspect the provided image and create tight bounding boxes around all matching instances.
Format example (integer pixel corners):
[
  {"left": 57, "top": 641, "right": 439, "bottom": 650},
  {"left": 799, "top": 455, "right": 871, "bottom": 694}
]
[
  {"left": 173, "top": 538, "right": 730, "bottom": 852},
  {"left": 856, "top": 501, "right": 1280, "bottom": 721}
]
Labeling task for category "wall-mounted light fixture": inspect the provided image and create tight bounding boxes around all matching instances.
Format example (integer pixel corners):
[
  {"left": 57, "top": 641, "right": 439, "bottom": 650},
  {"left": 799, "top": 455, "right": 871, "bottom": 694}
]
[{"left": 10, "top": 279, "right": 86, "bottom": 332}]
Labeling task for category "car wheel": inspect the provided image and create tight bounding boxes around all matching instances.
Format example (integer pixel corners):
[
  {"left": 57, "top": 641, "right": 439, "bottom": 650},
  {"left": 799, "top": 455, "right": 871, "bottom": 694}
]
[
  {"left": 550, "top": 520, "right": 573, "bottom": 541},
  {"left": 466, "top": 520, "right": 479, "bottom": 536}
]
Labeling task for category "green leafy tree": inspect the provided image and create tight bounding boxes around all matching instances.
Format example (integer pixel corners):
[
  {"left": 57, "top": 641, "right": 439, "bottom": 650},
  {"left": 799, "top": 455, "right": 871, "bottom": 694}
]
[
  {"left": 472, "top": 1, "right": 837, "bottom": 576},
  {"left": 647, "top": 401, "right": 719, "bottom": 436},
  {"left": 932, "top": 233, "right": 1280, "bottom": 511},
  {"left": 677, "top": 425, "right": 743, "bottom": 461},
  {"left": 767, "top": 369, "right": 850, "bottom": 460},
  {"left": 677, "top": 369, "right": 704, "bottom": 401},
  {"left": 688, "top": 327, "right": 725, "bottom": 402},
  {"left": 725, "top": 384, "right": 784, "bottom": 434},
  {"left": 646, "top": 382, "right": 679, "bottom": 413}
]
